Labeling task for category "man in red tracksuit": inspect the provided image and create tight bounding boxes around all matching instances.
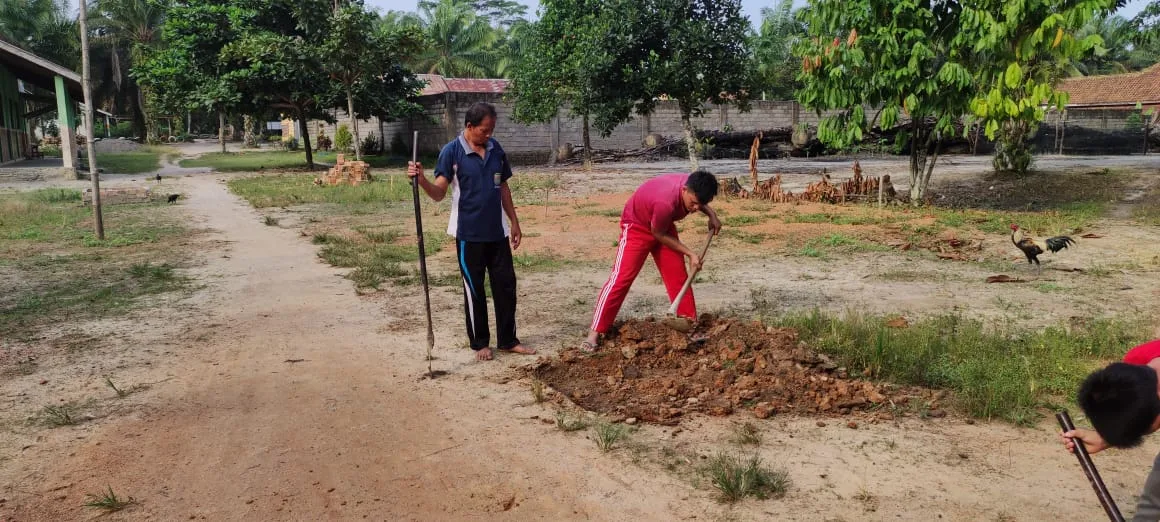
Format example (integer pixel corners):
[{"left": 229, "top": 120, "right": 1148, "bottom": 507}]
[
  {"left": 1062, "top": 339, "right": 1160, "bottom": 520},
  {"left": 581, "top": 170, "right": 721, "bottom": 352}
]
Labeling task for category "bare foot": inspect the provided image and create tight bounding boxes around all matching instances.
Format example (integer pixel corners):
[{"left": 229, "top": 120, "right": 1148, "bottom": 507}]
[
  {"left": 476, "top": 348, "right": 494, "bottom": 361},
  {"left": 500, "top": 344, "right": 536, "bottom": 355}
]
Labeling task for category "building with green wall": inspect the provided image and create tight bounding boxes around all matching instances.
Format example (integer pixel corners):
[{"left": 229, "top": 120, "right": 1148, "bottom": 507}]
[{"left": 0, "top": 38, "right": 82, "bottom": 169}]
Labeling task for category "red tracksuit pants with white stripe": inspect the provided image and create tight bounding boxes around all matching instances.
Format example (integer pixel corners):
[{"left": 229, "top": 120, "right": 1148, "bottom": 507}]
[{"left": 590, "top": 222, "right": 696, "bottom": 334}]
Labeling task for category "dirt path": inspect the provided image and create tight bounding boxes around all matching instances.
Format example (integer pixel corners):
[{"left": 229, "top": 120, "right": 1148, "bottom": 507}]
[{"left": 3, "top": 177, "right": 702, "bottom": 520}]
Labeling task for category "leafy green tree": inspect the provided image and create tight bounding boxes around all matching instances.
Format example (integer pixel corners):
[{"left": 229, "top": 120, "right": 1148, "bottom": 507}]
[
  {"left": 638, "top": 0, "right": 754, "bottom": 170},
  {"left": 134, "top": 1, "right": 246, "bottom": 153},
  {"left": 796, "top": 0, "right": 975, "bottom": 203},
  {"left": 960, "top": 0, "right": 1115, "bottom": 173},
  {"left": 751, "top": 0, "right": 806, "bottom": 100},
  {"left": 322, "top": 1, "right": 425, "bottom": 160},
  {"left": 798, "top": 0, "right": 1117, "bottom": 199},
  {"left": 218, "top": 0, "right": 338, "bottom": 168},
  {"left": 509, "top": 0, "right": 644, "bottom": 167}
]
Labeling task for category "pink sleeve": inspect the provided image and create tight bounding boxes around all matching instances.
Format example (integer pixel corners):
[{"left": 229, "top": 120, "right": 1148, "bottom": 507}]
[{"left": 1124, "top": 339, "right": 1160, "bottom": 365}]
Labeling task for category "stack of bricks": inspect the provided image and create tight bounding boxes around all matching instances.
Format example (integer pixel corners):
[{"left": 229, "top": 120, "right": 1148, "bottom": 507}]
[{"left": 321, "top": 154, "right": 371, "bottom": 186}]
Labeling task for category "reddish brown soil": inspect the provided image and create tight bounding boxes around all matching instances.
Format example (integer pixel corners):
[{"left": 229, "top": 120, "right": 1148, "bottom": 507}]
[{"left": 535, "top": 315, "right": 927, "bottom": 425}]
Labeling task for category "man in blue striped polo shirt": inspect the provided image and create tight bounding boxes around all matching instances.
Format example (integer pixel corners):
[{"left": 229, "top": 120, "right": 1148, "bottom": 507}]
[{"left": 407, "top": 102, "right": 535, "bottom": 361}]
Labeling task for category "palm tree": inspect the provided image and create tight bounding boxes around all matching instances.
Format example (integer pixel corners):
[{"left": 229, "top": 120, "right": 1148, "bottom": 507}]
[
  {"left": 411, "top": 0, "right": 496, "bottom": 78},
  {"left": 491, "top": 19, "right": 532, "bottom": 78},
  {"left": 0, "top": 0, "right": 78, "bottom": 68},
  {"left": 752, "top": 0, "right": 806, "bottom": 100},
  {"left": 91, "top": 0, "right": 165, "bottom": 142},
  {"left": 1074, "top": 14, "right": 1136, "bottom": 76}
]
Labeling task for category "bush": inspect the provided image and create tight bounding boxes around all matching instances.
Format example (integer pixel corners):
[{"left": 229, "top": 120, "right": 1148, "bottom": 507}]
[
  {"left": 110, "top": 121, "right": 134, "bottom": 138},
  {"left": 317, "top": 132, "right": 332, "bottom": 151},
  {"left": 360, "top": 132, "right": 382, "bottom": 156},
  {"left": 335, "top": 124, "right": 353, "bottom": 152},
  {"left": 390, "top": 132, "right": 407, "bottom": 155},
  {"left": 267, "top": 135, "right": 281, "bottom": 142}
]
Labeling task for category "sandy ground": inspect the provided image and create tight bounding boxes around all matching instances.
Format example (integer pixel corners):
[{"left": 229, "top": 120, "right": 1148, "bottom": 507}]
[{"left": 4, "top": 148, "right": 1160, "bottom": 520}]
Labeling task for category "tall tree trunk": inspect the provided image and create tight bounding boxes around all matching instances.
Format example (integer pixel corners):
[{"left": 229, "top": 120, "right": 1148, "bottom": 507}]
[
  {"left": 79, "top": 0, "right": 103, "bottom": 240},
  {"left": 218, "top": 109, "right": 226, "bottom": 154},
  {"left": 581, "top": 112, "right": 592, "bottom": 170},
  {"left": 347, "top": 89, "right": 360, "bottom": 161},
  {"left": 299, "top": 109, "right": 314, "bottom": 171},
  {"left": 682, "top": 114, "right": 699, "bottom": 172},
  {"left": 242, "top": 114, "right": 256, "bottom": 148},
  {"left": 907, "top": 120, "right": 940, "bottom": 205},
  {"left": 378, "top": 117, "right": 385, "bottom": 152}
]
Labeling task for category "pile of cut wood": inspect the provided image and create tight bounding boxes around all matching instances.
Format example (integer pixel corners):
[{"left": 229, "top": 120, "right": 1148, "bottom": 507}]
[{"left": 557, "top": 136, "right": 683, "bottom": 166}]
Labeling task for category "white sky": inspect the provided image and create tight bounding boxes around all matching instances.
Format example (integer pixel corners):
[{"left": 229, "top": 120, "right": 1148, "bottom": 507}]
[{"left": 366, "top": 0, "right": 1150, "bottom": 24}]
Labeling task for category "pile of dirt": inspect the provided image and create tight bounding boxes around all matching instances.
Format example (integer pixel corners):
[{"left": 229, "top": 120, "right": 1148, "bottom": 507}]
[{"left": 535, "top": 316, "right": 931, "bottom": 425}]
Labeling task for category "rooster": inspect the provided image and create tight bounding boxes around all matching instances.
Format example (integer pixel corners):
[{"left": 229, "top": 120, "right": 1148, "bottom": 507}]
[{"left": 1010, "top": 224, "right": 1074, "bottom": 272}]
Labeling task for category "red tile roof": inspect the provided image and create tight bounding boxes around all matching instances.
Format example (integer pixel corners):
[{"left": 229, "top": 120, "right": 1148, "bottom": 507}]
[
  {"left": 1056, "top": 64, "right": 1160, "bottom": 108},
  {"left": 417, "top": 74, "right": 509, "bottom": 96}
]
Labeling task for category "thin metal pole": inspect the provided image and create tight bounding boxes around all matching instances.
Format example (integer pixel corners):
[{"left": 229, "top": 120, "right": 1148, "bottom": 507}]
[
  {"left": 411, "top": 131, "right": 435, "bottom": 376},
  {"left": 1057, "top": 410, "right": 1125, "bottom": 522}
]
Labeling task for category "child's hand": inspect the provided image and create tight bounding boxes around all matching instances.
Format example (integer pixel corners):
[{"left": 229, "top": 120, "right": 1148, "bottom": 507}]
[{"left": 1061, "top": 428, "right": 1109, "bottom": 455}]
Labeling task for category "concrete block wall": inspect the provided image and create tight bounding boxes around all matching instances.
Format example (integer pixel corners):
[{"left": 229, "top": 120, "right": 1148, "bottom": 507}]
[{"left": 308, "top": 94, "right": 913, "bottom": 162}]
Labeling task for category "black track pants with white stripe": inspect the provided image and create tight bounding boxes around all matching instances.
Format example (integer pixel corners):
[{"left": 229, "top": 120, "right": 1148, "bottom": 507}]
[{"left": 456, "top": 239, "right": 520, "bottom": 351}]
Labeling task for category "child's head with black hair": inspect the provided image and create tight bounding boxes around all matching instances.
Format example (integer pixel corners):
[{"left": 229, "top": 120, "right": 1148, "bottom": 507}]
[
  {"left": 1079, "top": 362, "right": 1160, "bottom": 448},
  {"left": 681, "top": 170, "right": 718, "bottom": 213}
]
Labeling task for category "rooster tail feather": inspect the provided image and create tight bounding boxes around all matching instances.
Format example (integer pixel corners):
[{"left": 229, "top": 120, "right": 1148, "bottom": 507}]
[{"left": 1045, "top": 236, "right": 1074, "bottom": 253}]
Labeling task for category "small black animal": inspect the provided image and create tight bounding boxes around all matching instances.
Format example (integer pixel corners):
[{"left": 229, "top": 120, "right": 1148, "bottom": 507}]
[
  {"left": 155, "top": 174, "right": 162, "bottom": 183},
  {"left": 167, "top": 194, "right": 179, "bottom": 203}
]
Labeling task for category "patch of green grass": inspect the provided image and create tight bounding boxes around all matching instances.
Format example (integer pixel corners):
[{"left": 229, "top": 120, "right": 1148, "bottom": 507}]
[
  {"left": 513, "top": 250, "right": 573, "bottom": 272},
  {"left": 877, "top": 269, "right": 926, "bottom": 282},
  {"left": 794, "top": 233, "right": 888, "bottom": 259},
  {"left": 783, "top": 211, "right": 902, "bottom": 226},
  {"left": 722, "top": 214, "right": 762, "bottom": 227},
  {"left": 263, "top": 216, "right": 279, "bottom": 226},
  {"left": 1035, "top": 282, "right": 1065, "bottom": 293},
  {"left": 578, "top": 208, "right": 623, "bottom": 218},
  {"left": 1, "top": 259, "right": 190, "bottom": 337},
  {"left": 94, "top": 151, "right": 163, "bottom": 174},
  {"left": 731, "top": 422, "right": 762, "bottom": 445},
  {"left": 972, "top": 202, "right": 1107, "bottom": 236},
  {"left": 181, "top": 151, "right": 315, "bottom": 171},
  {"left": 28, "top": 188, "right": 82, "bottom": 204},
  {"left": 703, "top": 453, "right": 790, "bottom": 502},
  {"left": 593, "top": 422, "right": 628, "bottom": 452},
  {"left": 185, "top": 151, "right": 436, "bottom": 172},
  {"left": 556, "top": 412, "right": 589, "bottom": 432},
  {"left": 507, "top": 172, "right": 563, "bottom": 205},
  {"left": 723, "top": 229, "right": 768, "bottom": 244},
  {"left": 767, "top": 310, "right": 1148, "bottom": 422},
  {"left": 356, "top": 226, "right": 401, "bottom": 244},
  {"left": 228, "top": 174, "right": 413, "bottom": 208},
  {"left": 83, "top": 487, "right": 136, "bottom": 512},
  {"left": 38, "top": 403, "right": 80, "bottom": 427},
  {"left": 311, "top": 232, "right": 445, "bottom": 289}
]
